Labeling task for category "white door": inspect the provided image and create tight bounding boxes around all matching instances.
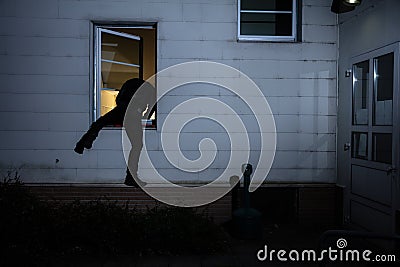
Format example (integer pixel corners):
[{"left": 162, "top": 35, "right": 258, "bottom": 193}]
[{"left": 348, "top": 43, "right": 399, "bottom": 235}]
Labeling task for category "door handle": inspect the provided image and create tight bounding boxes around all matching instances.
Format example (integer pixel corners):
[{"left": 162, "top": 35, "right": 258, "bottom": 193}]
[
  {"left": 386, "top": 166, "right": 397, "bottom": 175},
  {"left": 344, "top": 143, "right": 351, "bottom": 151}
]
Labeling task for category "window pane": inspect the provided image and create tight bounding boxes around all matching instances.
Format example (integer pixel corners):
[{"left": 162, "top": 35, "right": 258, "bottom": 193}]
[
  {"left": 240, "top": 13, "right": 292, "bottom": 36},
  {"left": 101, "top": 89, "right": 118, "bottom": 116},
  {"left": 352, "top": 61, "right": 369, "bottom": 125},
  {"left": 372, "top": 133, "right": 392, "bottom": 164},
  {"left": 100, "top": 31, "right": 141, "bottom": 117},
  {"left": 100, "top": 62, "right": 139, "bottom": 117},
  {"left": 373, "top": 53, "right": 394, "bottom": 126},
  {"left": 241, "top": 0, "right": 293, "bottom": 12},
  {"left": 101, "top": 32, "right": 140, "bottom": 66},
  {"left": 101, "top": 61, "right": 140, "bottom": 90},
  {"left": 352, "top": 132, "right": 368, "bottom": 160}
]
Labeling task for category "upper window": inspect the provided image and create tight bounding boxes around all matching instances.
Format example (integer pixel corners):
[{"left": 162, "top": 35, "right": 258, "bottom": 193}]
[
  {"left": 238, "top": 0, "right": 299, "bottom": 42},
  {"left": 94, "top": 24, "right": 157, "bottom": 128}
]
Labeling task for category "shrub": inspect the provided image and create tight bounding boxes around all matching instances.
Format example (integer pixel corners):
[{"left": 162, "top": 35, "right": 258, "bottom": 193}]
[{"left": 0, "top": 174, "right": 228, "bottom": 265}]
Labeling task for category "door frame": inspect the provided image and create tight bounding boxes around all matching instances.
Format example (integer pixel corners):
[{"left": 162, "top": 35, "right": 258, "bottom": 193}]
[{"left": 347, "top": 42, "right": 400, "bottom": 234}]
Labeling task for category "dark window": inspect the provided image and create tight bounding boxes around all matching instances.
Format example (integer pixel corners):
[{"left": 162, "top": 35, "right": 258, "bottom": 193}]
[{"left": 238, "top": 0, "right": 299, "bottom": 41}]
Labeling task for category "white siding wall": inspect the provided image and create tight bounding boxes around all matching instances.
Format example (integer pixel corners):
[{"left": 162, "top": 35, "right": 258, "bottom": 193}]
[{"left": 0, "top": 0, "right": 337, "bottom": 183}]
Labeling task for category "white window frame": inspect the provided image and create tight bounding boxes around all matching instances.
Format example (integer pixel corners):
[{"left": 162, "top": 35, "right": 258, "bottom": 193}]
[
  {"left": 92, "top": 24, "right": 157, "bottom": 126},
  {"left": 94, "top": 27, "right": 143, "bottom": 121},
  {"left": 237, "top": 0, "right": 298, "bottom": 42}
]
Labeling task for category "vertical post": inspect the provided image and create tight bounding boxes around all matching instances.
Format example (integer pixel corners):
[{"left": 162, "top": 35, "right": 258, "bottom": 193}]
[
  {"left": 232, "top": 163, "right": 262, "bottom": 240},
  {"left": 242, "top": 163, "right": 253, "bottom": 210}
]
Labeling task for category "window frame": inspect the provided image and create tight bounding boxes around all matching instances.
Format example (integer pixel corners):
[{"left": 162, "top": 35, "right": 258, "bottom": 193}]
[
  {"left": 94, "top": 27, "right": 143, "bottom": 120},
  {"left": 92, "top": 23, "right": 157, "bottom": 129},
  {"left": 237, "top": 0, "right": 299, "bottom": 42}
]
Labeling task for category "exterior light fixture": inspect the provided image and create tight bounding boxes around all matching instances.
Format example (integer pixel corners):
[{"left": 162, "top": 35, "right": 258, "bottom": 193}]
[
  {"left": 343, "top": 0, "right": 362, "bottom": 6},
  {"left": 331, "top": 0, "right": 362, "bottom": 14}
]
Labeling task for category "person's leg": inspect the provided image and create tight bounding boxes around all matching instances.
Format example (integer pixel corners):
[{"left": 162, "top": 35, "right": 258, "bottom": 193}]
[
  {"left": 124, "top": 167, "right": 146, "bottom": 187},
  {"left": 128, "top": 129, "right": 143, "bottom": 177},
  {"left": 124, "top": 114, "right": 146, "bottom": 186},
  {"left": 74, "top": 106, "right": 125, "bottom": 154}
]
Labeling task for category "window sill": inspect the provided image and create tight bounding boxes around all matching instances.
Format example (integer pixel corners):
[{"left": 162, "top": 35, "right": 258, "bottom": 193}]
[
  {"left": 237, "top": 36, "right": 297, "bottom": 43},
  {"left": 101, "top": 119, "right": 157, "bottom": 130},
  {"left": 103, "top": 127, "right": 157, "bottom": 131}
]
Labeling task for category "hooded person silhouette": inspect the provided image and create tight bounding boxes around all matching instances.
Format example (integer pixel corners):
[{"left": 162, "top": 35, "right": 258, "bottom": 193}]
[{"left": 74, "top": 78, "right": 156, "bottom": 187}]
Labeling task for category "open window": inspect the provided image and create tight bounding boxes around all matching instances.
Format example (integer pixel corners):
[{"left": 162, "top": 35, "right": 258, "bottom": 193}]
[{"left": 94, "top": 24, "right": 157, "bottom": 128}]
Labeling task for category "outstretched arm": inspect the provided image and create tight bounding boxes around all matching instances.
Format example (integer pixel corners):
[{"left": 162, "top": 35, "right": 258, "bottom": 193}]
[{"left": 74, "top": 105, "right": 125, "bottom": 154}]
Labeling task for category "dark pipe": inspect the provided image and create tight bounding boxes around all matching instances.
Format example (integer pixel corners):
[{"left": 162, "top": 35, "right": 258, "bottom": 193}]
[{"left": 242, "top": 163, "right": 252, "bottom": 210}]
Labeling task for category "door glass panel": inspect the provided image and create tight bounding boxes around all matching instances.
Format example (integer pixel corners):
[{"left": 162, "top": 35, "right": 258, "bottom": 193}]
[
  {"left": 352, "top": 132, "right": 368, "bottom": 160},
  {"left": 373, "top": 53, "right": 394, "bottom": 125},
  {"left": 372, "top": 133, "right": 392, "bottom": 164},
  {"left": 352, "top": 61, "right": 369, "bottom": 125}
]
